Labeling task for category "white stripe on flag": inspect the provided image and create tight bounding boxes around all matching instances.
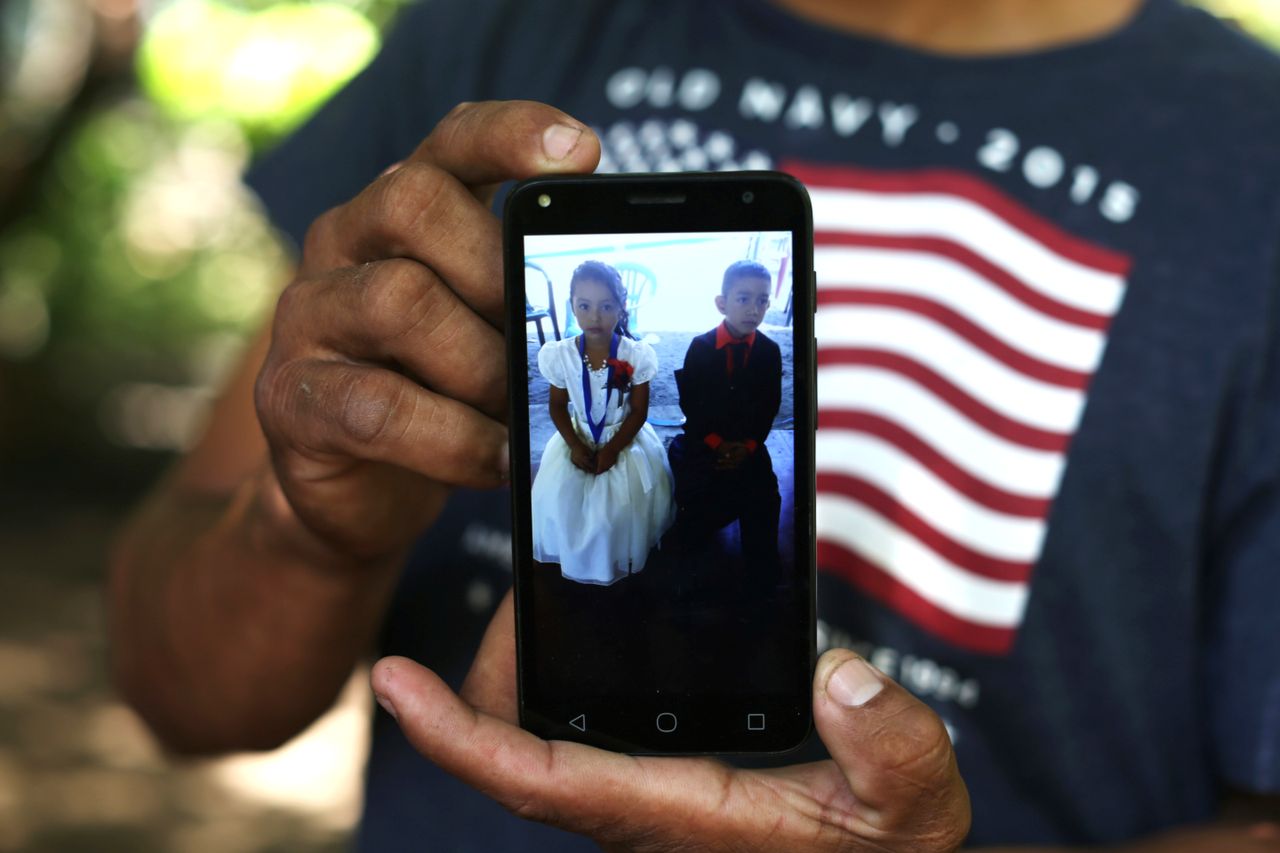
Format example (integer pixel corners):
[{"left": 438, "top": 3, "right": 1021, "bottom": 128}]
[
  {"left": 816, "top": 492, "right": 1032, "bottom": 627},
  {"left": 817, "top": 307, "right": 1087, "bottom": 433},
  {"left": 815, "top": 245, "right": 1109, "bottom": 370},
  {"left": 818, "top": 365, "right": 1066, "bottom": 495},
  {"left": 816, "top": 430, "right": 1046, "bottom": 560},
  {"left": 809, "top": 187, "right": 1126, "bottom": 315}
]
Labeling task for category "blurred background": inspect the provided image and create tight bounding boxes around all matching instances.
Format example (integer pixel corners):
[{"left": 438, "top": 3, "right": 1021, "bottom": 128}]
[{"left": 0, "top": 1, "right": 1276, "bottom": 850}]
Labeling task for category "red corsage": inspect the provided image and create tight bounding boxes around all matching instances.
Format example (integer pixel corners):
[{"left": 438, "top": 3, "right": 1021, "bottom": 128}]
[{"left": 606, "top": 357, "right": 635, "bottom": 393}]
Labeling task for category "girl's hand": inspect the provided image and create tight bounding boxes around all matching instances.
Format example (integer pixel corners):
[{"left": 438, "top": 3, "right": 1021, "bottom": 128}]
[
  {"left": 569, "top": 443, "right": 596, "bottom": 473},
  {"left": 594, "top": 445, "right": 620, "bottom": 474}
]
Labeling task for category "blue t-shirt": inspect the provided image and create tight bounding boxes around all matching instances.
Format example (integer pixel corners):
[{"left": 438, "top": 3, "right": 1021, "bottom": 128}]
[{"left": 246, "top": 0, "right": 1280, "bottom": 847}]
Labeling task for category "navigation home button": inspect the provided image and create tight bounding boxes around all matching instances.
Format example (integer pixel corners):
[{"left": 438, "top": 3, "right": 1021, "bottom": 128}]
[
  {"left": 569, "top": 714, "right": 586, "bottom": 732},
  {"left": 655, "top": 713, "right": 678, "bottom": 733}
]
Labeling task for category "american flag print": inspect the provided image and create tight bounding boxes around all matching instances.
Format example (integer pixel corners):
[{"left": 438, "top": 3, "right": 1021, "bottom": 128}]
[{"left": 786, "top": 161, "right": 1133, "bottom": 655}]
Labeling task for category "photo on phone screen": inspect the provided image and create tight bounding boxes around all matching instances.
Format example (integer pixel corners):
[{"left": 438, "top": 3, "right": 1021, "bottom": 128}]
[{"left": 507, "top": 176, "right": 814, "bottom": 754}]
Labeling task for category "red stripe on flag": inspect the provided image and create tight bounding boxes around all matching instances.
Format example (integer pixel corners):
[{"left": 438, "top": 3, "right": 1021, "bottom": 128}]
[
  {"left": 819, "top": 288, "right": 1092, "bottom": 389},
  {"left": 818, "top": 540, "right": 1019, "bottom": 655},
  {"left": 817, "top": 409, "right": 1052, "bottom": 517},
  {"left": 814, "top": 230, "right": 1112, "bottom": 331},
  {"left": 782, "top": 160, "right": 1133, "bottom": 277},
  {"left": 818, "top": 347, "right": 1071, "bottom": 452},
  {"left": 817, "top": 472, "right": 1034, "bottom": 582}
]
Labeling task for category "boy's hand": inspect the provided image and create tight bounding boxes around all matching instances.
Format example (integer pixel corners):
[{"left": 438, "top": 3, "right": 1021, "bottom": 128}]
[
  {"left": 253, "top": 102, "right": 600, "bottom": 560},
  {"left": 594, "top": 445, "right": 620, "bottom": 474},
  {"left": 715, "top": 441, "right": 750, "bottom": 470},
  {"left": 371, "top": 592, "right": 971, "bottom": 852}
]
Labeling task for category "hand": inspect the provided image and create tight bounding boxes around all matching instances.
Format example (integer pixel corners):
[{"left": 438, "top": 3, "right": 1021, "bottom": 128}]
[
  {"left": 594, "top": 445, "right": 620, "bottom": 474},
  {"left": 716, "top": 441, "right": 750, "bottom": 470},
  {"left": 371, "top": 592, "right": 971, "bottom": 852},
  {"left": 569, "top": 442, "right": 597, "bottom": 473},
  {"left": 254, "top": 102, "right": 600, "bottom": 559}
]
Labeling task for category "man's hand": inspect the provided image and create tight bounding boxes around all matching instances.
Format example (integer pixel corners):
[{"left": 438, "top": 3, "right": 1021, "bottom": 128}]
[
  {"left": 108, "top": 101, "right": 601, "bottom": 754},
  {"left": 254, "top": 101, "right": 600, "bottom": 560},
  {"left": 371, "top": 593, "right": 971, "bottom": 852}
]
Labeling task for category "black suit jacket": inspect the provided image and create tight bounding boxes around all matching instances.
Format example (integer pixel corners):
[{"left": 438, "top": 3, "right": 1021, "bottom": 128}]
[{"left": 675, "top": 328, "right": 782, "bottom": 450}]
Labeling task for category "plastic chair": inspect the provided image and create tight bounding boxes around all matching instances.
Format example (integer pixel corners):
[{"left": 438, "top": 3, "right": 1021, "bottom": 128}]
[
  {"left": 615, "top": 261, "right": 657, "bottom": 334},
  {"left": 525, "top": 261, "right": 561, "bottom": 344}
]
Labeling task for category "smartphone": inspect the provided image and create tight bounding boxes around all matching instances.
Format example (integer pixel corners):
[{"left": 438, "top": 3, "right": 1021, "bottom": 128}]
[{"left": 504, "top": 172, "right": 815, "bottom": 754}]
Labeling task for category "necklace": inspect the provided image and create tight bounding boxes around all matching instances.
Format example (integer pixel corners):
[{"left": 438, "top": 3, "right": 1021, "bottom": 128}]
[
  {"left": 581, "top": 343, "right": 608, "bottom": 370},
  {"left": 578, "top": 333, "right": 619, "bottom": 446}
]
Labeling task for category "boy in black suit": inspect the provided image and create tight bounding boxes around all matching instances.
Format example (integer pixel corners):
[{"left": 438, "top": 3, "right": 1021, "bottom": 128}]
[{"left": 667, "top": 260, "right": 782, "bottom": 580}]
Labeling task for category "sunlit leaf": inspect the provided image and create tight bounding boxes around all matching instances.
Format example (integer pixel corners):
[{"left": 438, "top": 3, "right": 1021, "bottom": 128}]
[{"left": 137, "top": 0, "right": 380, "bottom": 139}]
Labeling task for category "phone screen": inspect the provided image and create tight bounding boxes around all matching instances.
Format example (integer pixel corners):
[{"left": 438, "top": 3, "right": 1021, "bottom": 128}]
[{"left": 506, "top": 175, "right": 814, "bottom": 754}]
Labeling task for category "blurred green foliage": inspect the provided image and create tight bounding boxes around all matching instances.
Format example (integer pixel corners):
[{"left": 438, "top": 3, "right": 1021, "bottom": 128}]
[
  {"left": 137, "top": 1, "right": 379, "bottom": 142},
  {"left": 0, "top": 0, "right": 1277, "bottom": 500},
  {"left": 0, "top": 0, "right": 408, "bottom": 495},
  {"left": 0, "top": 108, "right": 286, "bottom": 491},
  {"left": 1197, "top": 0, "right": 1280, "bottom": 43}
]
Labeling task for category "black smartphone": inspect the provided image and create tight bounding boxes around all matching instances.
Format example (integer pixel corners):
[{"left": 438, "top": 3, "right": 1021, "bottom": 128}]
[{"left": 504, "top": 172, "right": 815, "bottom": 754}]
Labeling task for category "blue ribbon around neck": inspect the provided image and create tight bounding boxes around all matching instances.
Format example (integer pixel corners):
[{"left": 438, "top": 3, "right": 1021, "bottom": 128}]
[{"left": 578, "top": 333, "right": 619, "bottom": 446}]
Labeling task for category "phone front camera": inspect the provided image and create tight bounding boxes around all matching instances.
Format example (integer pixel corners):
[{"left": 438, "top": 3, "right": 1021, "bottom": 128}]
[
  {"left": 537, "top": 193, "right": 552, "bottom": 208},
  {"left": 742, "top": 191, "right": 755, "bottom": 204}
]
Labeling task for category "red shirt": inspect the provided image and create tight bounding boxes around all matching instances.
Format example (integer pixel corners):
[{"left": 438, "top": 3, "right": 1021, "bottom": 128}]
[
  {"left": 715, "top": 321, "right": 756, "bottom": 373},
  {"left": 704, "top": 322, "right": 759, "bottom": 453}
]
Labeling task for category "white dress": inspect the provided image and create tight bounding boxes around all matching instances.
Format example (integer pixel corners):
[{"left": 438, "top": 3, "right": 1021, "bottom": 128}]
[{"left": 532, "top": 335, "right": 674, "bottom": 584}]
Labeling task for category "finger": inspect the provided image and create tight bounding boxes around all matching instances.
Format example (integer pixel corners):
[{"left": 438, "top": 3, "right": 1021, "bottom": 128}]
[
  {"left": 411, "top": 100, "right": 601, "bottom": 192},
  {"left": 304, "top": 162, "right": 506, "bottom": 322},
  {"left": 459, "top": 589, "right": 518, "bottom": 721},
  {"left": 304, "top": 103, "right": 598, "bottom": 321},
  {"left": 277, "top": 260, "right": 506, "bottom": 419},
  {"left": 264, "top": 454, "right": 447, "bottom": 561},
  {"left": 255, "top": 358, "right": 508, "bottom": 488},
  {"left": 370, "top": 656, "right": 755, "bottom": 844},
  {"left": 813, "top": 650, "right": 971, "bottom": 846}
]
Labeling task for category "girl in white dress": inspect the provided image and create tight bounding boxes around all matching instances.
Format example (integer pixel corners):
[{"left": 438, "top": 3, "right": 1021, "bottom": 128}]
[{"left": 532, "top": 260, "right": 674, "bottom": 584}]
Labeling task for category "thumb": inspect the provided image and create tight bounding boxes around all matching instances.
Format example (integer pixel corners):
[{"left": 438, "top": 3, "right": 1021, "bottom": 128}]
[
  {"left": 457, "top": 588, "right": 519, "bottom": 722},
  {"left": 412, "top": 100, "right": 601, "bottom": 191},
  {"left": 813, "top": 649, "right": 970, "bottom": 846}
]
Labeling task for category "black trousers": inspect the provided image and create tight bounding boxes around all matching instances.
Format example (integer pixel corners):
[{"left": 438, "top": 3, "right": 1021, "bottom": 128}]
[{"left": 666, "top": 435, "right": 781, "bottom": 580}]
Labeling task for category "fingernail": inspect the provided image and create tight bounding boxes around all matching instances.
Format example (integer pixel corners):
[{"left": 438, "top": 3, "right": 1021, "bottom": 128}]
[
  {"left": 542, "top": 123, "right": 582, "bottom": 161},
  {"left": 827, "top": 657, "right": 884, "bottom": 708},
  {"left": 374, "top": 692, "right": 398, "bottom": 721},
  {"left": 498, "top": 443, "right": 511, "bottom": 481}
]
